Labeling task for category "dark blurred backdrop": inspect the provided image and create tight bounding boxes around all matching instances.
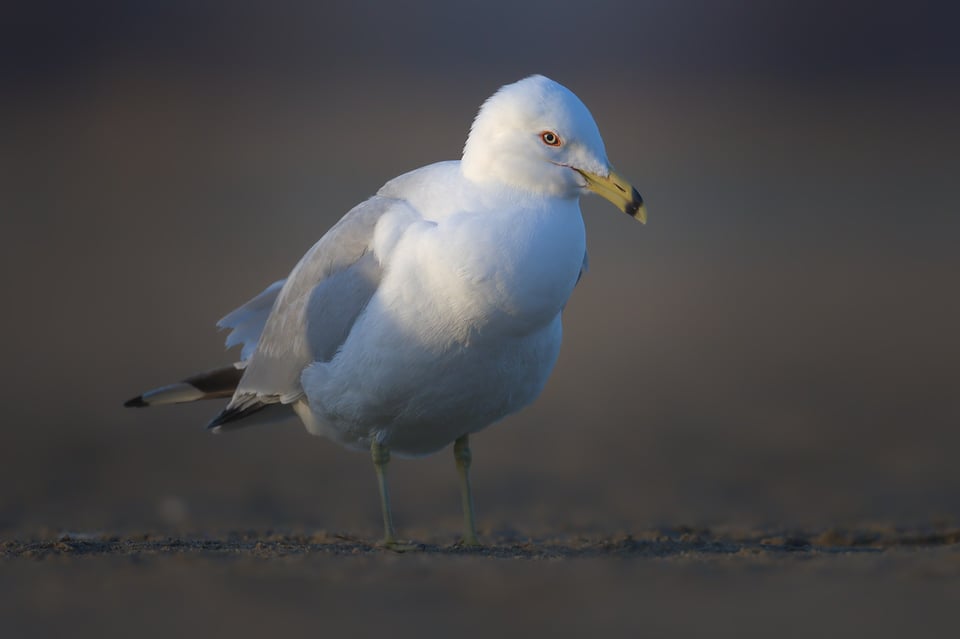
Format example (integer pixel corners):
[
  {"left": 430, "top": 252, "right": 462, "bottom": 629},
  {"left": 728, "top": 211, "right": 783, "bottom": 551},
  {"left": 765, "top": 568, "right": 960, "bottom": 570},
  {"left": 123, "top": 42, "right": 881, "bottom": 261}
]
[{"left": 2, "top": 0, "right": 959, "bottom": 536}]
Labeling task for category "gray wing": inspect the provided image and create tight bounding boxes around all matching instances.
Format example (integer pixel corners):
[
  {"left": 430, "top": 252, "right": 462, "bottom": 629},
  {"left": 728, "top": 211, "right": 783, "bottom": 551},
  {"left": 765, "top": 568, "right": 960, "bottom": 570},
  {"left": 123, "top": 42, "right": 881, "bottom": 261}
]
[
  {"left": 213, "top": 195, "right": 409, "bottom": 424},
  {"left": 218, "top": 279, "right": 286, "bottom": 362}
]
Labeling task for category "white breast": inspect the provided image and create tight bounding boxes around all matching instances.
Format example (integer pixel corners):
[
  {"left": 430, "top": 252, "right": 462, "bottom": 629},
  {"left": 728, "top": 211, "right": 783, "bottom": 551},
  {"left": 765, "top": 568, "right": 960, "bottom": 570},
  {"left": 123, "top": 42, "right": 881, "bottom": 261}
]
[{"left": 390, "top": 198, "right": 586, "bottom": 340}]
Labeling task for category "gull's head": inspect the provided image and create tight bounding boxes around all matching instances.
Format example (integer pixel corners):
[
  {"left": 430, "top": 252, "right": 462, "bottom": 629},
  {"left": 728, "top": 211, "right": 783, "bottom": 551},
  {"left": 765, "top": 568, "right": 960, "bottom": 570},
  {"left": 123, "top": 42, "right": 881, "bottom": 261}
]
[{"left": 461, "top": 75, "right": 645, "bottom": 222}]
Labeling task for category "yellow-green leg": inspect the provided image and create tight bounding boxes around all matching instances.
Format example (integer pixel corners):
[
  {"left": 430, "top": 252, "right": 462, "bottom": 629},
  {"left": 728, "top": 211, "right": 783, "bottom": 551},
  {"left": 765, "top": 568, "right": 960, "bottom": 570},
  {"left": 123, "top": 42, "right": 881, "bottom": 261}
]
[
  {"left": 454, "top": 434, "right": 480, "bottom": 546},
  {"left": 371, "top": 440, "right": 399, "bottom": 547}
]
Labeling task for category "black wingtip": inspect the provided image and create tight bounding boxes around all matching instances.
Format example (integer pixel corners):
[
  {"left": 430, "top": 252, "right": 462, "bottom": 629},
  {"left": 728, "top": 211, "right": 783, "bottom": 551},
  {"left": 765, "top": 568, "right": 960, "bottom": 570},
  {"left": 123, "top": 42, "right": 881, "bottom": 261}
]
[
  {"left": 206, "top": 402, "right": 267, "bottom": 430},
  {"left": 124, "top": 396, "right": 148, "bottom": 408}
]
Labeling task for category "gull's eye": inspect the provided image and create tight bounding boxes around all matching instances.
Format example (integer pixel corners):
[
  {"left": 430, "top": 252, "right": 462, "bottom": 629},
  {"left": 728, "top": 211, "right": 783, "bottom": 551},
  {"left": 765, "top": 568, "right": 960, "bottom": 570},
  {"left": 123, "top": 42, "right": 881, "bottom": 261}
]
[{"left": 540, "top": 131, "right": 562, "bottom": 147}]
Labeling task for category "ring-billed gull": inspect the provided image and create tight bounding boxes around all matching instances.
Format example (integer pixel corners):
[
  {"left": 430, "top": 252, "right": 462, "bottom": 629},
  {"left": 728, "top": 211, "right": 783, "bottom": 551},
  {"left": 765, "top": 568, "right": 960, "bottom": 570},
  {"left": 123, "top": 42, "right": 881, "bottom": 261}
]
[{"left": 126, "top": 75, "right": 646, "bottom": 547}]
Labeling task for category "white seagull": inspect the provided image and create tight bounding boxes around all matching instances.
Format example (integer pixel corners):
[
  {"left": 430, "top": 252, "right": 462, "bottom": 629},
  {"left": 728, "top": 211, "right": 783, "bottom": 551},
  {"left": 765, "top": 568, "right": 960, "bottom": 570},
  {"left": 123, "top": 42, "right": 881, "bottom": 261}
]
[{"left": 126, "top": 75, "right": 646, "bottom": 547}]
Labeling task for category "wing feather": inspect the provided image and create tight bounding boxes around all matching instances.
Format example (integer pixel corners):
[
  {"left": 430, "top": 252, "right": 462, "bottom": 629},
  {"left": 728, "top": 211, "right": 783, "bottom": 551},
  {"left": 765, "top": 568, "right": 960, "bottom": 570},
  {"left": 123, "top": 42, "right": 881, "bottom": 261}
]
[{"left": 218, "top": 279, "right": 285, "bottom": 362}]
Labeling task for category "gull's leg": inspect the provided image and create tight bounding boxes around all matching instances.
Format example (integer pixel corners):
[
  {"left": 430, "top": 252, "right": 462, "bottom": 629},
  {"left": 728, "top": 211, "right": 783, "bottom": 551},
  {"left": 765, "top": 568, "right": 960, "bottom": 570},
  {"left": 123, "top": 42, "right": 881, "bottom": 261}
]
[
  {"left": 454, "top": 434, "right": 480, "bottom": 546},
  {"left": 371, "top": 440, "right": 399, "bottom": 546}
]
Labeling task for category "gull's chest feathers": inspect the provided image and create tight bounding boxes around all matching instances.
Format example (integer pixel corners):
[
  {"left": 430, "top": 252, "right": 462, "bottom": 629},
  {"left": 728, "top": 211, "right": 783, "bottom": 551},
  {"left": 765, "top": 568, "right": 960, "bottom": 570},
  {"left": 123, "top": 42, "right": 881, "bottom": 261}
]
[{"left": 379, "top": 201, "right": 586, "bottom": 345}]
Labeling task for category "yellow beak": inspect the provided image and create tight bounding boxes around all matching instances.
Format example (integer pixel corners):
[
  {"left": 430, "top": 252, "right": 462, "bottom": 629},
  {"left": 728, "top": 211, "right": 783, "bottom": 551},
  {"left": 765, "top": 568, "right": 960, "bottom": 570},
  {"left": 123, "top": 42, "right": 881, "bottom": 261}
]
[{"left": 575, "top": 168, "right": 646, "bottom": 223}]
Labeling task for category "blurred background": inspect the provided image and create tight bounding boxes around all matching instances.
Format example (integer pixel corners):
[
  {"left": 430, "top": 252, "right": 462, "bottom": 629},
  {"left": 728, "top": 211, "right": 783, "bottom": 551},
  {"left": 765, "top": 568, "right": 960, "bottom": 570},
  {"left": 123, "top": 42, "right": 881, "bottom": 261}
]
[{"left": 2, "top": 0, "right": 959, "bottom": 538}]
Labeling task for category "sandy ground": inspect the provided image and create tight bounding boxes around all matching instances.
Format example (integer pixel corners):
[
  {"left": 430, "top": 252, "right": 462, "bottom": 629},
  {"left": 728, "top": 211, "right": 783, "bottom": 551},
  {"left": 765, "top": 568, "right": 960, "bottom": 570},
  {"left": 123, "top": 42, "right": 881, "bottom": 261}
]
[{"left": 4, "top": 527, "right": 959, "bottom": 638}]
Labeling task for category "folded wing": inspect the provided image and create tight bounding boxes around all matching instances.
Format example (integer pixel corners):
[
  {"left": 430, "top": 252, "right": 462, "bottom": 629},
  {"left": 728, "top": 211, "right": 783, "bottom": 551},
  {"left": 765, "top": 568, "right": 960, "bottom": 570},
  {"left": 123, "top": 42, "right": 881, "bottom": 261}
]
[{"left": 209, "top": 195, "right": 412, "bottom": 430}]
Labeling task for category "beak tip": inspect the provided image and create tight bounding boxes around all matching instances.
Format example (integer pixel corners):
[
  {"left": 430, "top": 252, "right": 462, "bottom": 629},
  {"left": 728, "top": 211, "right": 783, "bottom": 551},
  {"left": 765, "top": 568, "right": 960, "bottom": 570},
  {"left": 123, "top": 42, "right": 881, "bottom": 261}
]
[{"left": 626, "top": 189, "right": 646, "bottom": 224}]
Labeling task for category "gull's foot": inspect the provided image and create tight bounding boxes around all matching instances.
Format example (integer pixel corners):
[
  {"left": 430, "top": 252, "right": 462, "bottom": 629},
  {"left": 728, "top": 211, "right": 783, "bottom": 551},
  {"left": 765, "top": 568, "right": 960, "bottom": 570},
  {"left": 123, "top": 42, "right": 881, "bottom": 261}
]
[
  {"left": 377, "top": 537, "right": 420, "bottom": 553},
  {"left": 454, "top": 534, "right": 482, "bottom": 549}
]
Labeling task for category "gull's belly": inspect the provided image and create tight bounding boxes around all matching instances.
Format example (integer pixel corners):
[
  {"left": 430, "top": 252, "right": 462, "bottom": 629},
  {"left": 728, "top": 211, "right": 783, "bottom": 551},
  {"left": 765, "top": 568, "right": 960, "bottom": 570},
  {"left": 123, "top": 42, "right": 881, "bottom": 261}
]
[{"left": 301, "top": 307, "right": 563, "bottom": 456}]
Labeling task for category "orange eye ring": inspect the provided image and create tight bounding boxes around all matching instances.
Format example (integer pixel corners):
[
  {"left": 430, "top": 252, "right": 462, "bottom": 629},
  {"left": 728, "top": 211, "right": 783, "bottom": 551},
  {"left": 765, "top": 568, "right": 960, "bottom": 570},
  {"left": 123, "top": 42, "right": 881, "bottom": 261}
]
[{"left": 540, "top": 131, "right": 562, "bottom": 147}]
